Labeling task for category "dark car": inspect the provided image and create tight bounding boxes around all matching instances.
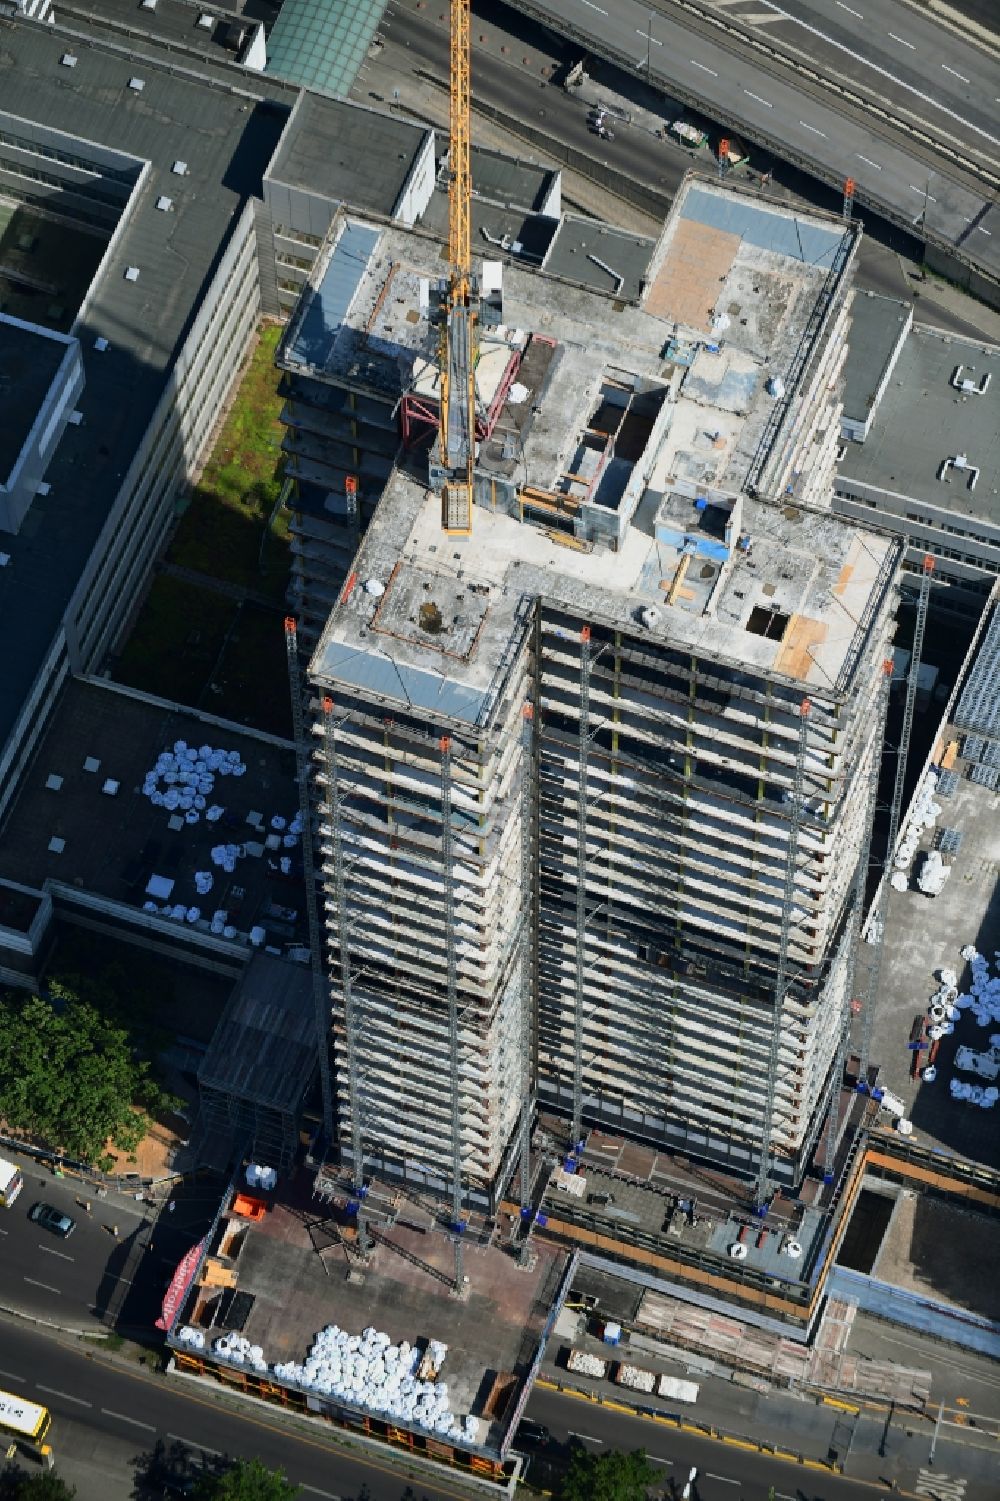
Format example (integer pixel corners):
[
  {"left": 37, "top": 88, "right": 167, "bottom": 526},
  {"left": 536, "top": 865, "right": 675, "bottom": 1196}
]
[
  {"left": 29, "top": 1202, "right": 75, "bottom": 1238},
  {"left": 515, "top": 1419, "right": 552, "bottom": 1452}
]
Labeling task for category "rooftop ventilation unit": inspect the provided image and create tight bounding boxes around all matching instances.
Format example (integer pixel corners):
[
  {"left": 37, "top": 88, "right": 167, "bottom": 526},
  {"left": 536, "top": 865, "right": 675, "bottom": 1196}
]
[
  {"left": 198, "top": 11, "right": 214, "bottom": 27},
  {"left": 951, "top": 365, "right": 991, "bottom": 396},
  {"left": 129, "top": 77, "right": 145, "bottom": 91},
  {"left": 36, "top": 481, "right": 51, "bottom": 496},
  {"left": 156, "top": 195, "right": 173, "bottom": 212},
  {"left": 60, "top": 52, "right": 77, "bottom": 66},
  {"left": 172, "top": 160, "right": 189, "bottom": 176},
  {"left": 94, "top": 336, "right": 109, "bottom": 351},
  {"left": 124, "top": 266, "right": 140, "bottom": 282},
  {"left": 68, "top": 410, "right": 83, "bottom": 425},
  {"left": 142, "top": 0, "right": 157, "bottom": 8},
  {"left": 938, "top": 453, "right": 980, "bottom": 491}
]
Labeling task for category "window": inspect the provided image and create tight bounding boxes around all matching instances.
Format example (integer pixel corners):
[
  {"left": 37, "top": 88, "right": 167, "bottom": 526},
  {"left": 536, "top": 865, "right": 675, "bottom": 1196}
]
[{"left": 745, "top": 606, "right": 790, "bottom": 641}]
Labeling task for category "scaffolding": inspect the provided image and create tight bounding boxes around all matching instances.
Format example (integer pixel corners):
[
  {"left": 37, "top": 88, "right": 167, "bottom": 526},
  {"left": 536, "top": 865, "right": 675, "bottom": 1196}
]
[
  {"left": 858, "top": 556, "right": 934, "bottom": 1084},
  {"left": 753, "top": 697, "right": 810, "bottom": 1208},
  {"left": 284, "top": 617, "right": 333, "bottom": 1144},
  {"left": 517, "top": 703, "right": 536, "bottom": 1240},
  {"left": 439, "top": 736, "right": 467, "bottom": 1292},
  {"left": 570, "top": 625, "right": 592, "bottom": 1154}
]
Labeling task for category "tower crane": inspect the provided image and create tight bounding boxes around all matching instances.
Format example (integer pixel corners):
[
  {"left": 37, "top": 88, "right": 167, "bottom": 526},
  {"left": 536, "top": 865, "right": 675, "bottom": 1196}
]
[{"left": 433, "top": 0, "right": 477, "bottom": 536}]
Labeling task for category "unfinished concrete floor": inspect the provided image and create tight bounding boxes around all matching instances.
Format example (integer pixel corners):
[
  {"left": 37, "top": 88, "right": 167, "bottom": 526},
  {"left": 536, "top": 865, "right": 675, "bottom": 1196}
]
[{"left": 873, "top": 1192, "right": 1000, "bottom": 1324}]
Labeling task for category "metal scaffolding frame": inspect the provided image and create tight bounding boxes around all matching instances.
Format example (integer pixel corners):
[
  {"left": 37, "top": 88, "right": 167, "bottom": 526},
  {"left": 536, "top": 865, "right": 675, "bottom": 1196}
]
[
  {"left": 859, "top": 556, "right": 934, "bottom": 1084},
  {"left": 283, "top": 617, "right": 333, "bottom": 1145},
  {"left": 570, "top": 626, "right": 592, "bottom": 1153},
  {"left": 753, "top": 696, "right": 810, "bottom": 1208},
  {"left": 439, "top": 736, "right": 466, "bottom": 1292},
  {"left": 517, "top": 702, "right": 536, "bottom": 1233},
  {"left": 321, "top": 694, "right": 370, "bottom": 1251},
  {"left": 821, "top": 658, "right": 893, "bottom": 1182}
]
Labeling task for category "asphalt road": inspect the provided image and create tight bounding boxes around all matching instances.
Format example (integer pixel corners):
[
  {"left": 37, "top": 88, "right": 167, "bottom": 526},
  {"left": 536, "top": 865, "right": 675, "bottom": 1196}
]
[{"left": 498, "top": 0, "right": 1000, "bottom": 276}]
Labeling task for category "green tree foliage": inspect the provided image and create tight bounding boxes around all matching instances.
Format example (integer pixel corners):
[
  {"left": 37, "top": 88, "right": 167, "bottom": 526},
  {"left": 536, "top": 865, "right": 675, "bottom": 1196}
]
[
  {"left": 558, "top": 1445, "right": 659, "bottom": 1501},
  {"left": 194, "top": 1459, "right": 299, "bottom": 1501},
  {"left": 0, "top": 985, "right": 158, "bottom": 1167},
  {"left": 1, "top": 1472, "right": 76, "bottom": 1501}
]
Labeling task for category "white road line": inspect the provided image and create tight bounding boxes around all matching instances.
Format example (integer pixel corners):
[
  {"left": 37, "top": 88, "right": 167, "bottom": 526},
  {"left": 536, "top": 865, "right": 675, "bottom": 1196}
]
[
  {"left": 568, "top": 1431, "right": 605, "bottom": 1444},
  {"left": 0, "top": 1370, "right": 26, "bottom": 1383},
  {"left": 38, "top": 1386, "right": 91, "bottom": 1407},
  {"left": 978, "top": 227, "right": 993, "bottom": 236},
  {"left": 800, "top": 120, "right": 827, "bottom": 136},
  {"left": 102, "top": 1409, "right": 155, "bottom": 1431},
  {"left": 636, "top": 29, "right": 663, "bottom": 44},
  {"left": 0, "top": 1226, "right": 8, "bottom": 1235},
  {"left": 577, "top": 0, "right": 608, "bottom": 14},
  {"left": 39, "top": 1244, "right": 75, "bottom": 1262},
  {"left": 299, "top": 1488, "right": 343, "bottom": 1500},
  {"left": 649, "top": 1455, "right": 673, "bottom": 1466},
  {"left": 707, "top": 1477, "right": 740, "bottom": 1486},
  {"left": 941, "top": 64, "right": 970, "bottom": 84},
  {"left": 857, "top": 153, "right": 882, "bottom": 169},
  {"left": 744, "top": 89, "right": 773, "bottom": 107},
  {"left": 24, "top": 1277, "right": 60, "bottom": 1294},
  {"left": 909, "top": 185, "right": 937, "bottom": 201},
  {"left": 167, "top": 1435, "right": 222, "bottom": 1457},
  {"left": 690, "top": 60, "right": 718, "bottom": 76},
  {"left": 753, "top": 0, "right": 999, "bottom": 148},
  {"left": 887, "top": 32, "right": 915, "bottom": 50}
]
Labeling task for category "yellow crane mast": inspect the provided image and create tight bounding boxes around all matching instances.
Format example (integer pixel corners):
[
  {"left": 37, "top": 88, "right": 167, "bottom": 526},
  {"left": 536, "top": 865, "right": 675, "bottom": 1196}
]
[{"left": 436, "top": 0, "right": 476, "bottom": 535}]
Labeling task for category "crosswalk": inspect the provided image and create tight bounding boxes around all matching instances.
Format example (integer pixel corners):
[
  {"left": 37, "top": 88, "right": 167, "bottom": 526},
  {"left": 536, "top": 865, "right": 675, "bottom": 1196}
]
[{"left": 916, "top": 1470, "right": 967, "bottom": 1501}]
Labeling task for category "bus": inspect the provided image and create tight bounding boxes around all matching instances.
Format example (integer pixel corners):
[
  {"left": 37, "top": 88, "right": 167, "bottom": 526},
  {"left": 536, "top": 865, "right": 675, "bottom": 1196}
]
[
  {"left": 0, "top": 1390, "right": 51, "bottom": 1447},
  {"left": 0, "top": 1157, "right": 24, "bottom": 1208}
]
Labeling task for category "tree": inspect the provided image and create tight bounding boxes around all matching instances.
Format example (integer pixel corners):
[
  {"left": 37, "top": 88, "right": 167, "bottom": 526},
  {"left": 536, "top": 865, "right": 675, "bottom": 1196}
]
[
  {"left": 0, "top": 1471, "right": 76, "bottom": 1501},
  {"left": 0, "top": 985, "right": 159, "bottom": 1168},
  {"left": 558, "top": 1445, "right": 659, "bottom": 1501},
  {"left": 194, "top": 1459, "right": 299, "bottom": 1501}
]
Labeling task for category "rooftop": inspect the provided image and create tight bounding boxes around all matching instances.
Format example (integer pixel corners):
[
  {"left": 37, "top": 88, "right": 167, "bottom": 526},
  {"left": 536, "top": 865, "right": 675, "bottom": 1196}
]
[
  {"left": 840, "top": 291, "right": 912, "bottom": 425},
  {"left": 199, "top": 953, "right": 317, "bottom": 1117},
  {"left": 176, "top": 1169, "right": 569, "bottom": 1457},
  {"left": 0, "top": 678, "right": 306, "bottom": 953},
  {"left": 302, "top": 181, "right": 894, "bottom": 717},
  {"left": 266, "top": 90, "right": 428, "bottom": 217},
  {"left": 0, "top": 12, "right": 290, "bottom": 752},
  {"left": 838, "top": 323, "right": 1000, "bottom": 523},
  {"left": 542, "top": 216, "right": 656, "bottom": 303},
  {"left": 0, "top": 315, "right": 74, "bottom": 488},
  {"left": 57, "top": 0, "right": 263, "bottom": 67}
]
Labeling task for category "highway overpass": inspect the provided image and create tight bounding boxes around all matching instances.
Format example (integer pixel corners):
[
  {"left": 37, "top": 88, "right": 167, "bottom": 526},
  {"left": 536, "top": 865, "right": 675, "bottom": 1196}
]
[{"left": 504, "top": 0, "right": 1000, "bottom": 302}]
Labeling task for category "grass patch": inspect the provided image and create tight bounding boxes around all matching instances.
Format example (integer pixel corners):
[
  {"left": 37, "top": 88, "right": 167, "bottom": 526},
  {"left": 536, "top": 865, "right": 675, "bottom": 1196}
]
[{"left": 168, "top": 323, "right": 290, "bottom": 601}]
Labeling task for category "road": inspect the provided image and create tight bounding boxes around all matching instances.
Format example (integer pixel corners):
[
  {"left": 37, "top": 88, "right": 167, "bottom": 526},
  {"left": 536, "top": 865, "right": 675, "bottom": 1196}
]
[
  {"left": 498, "top": 0, "right": 1000, "bottom": 284},
  {"left": 1, "top": 1318, "right": 888, "bottom": 1501}
]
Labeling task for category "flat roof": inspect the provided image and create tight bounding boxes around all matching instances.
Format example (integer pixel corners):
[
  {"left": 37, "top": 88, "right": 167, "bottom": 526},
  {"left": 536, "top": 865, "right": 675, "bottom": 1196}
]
[
  {"left": 178, "top": 1170, "right": 569, "bottom": 1455},
  {"left": 542, "top": 217, "right": 656, "bottom": 302},
  {"left": 0, "top": 315, "right": 72, "bottom": 486},
  {"left": 305, "top": 183, "right": 895, "bottom": 715},
  {"left": 462, "top": 145, "right": 557, "bottom": 213},
  {"left": 199, "top": 953, "right": 316, "bottom": 1113},
  {"left": 841, "top": 291, "right": 911, "bottom": 423},
  {"left": 58, "top": 0, "right": 258, "bottom": 65},
  {"left": 265, "top": 0, "right": 388, "bottom": 98},
  {"left": 266, "top": 90, "right": 427, "bottom": 216},
  {"left": 837, "top": 323, "right": 1000, "bottom": 525},
  {"left": 0, "top": 678, "right": 306, "bottom": 953},
  {"left": 0, "top": 13, "right": 291, "bottom": 753},
  {"left": 419, "top": 190, "right": 557, "bottom": 265}
]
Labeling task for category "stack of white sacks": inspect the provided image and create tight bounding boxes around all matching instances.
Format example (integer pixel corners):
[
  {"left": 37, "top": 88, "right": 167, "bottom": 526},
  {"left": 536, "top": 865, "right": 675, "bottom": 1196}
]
[
  {"left": 211, "top": 1333, "right": 268, "bottom": 1373},
  {"left": 266, "top": 1325, "right": 478, "bottom": 1442},
  {"left": 142, "top": 741, "right": 246, "bottom": 825},
  {"left": 892, "top": 770, "right": 942, "bottom": 888},
  {"left": 176, "top": 1326, "right": 206, "bottom": 1350},
  {"left": 939, "top": 945, "right": 1000, "bottom": 1109}
]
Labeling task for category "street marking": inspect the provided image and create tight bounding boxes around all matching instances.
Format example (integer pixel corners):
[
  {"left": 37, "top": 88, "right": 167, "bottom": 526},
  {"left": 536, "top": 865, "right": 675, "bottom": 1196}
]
[
  {"left": 0, "top": 1370, "right": 26, "bottom": 1383},
  {"left": 690, "top": 60, "right": 718, "bottom": 76},
  {"left": 857, "top": 153, "right": 882, "bottom": 169},
  {"left": 978, "top": 227, "right": 992, "bottom": 236},
  {"left": 24, "top": 1277, "right": 60, "bottom": 1294},
  {"left": 102, "top": 1409, "right": 154, "bottom": 1431},
  {"left": 167, "top": 1434, "right": 222, "bottom": 1456},
  {"left": 800, "top": 120, "right": 827, "bottom": 136},
  {"left": 941, "top": 64, "right": 970, "bottom": 84},
  {"left": 299, "top": 1488, "right": 342, "bottom": 1500},
  {"left": 744, "top": 90, "right": 773, "bottom": 107},
  {"left": 577, "top": 0, "right": 608, "bottom": 14},
  {"left": 648, "top": 1456, "right": 672, "bottom": 1466},
  {"left": 836, "top": 1, "right": 863, "bottom": 15},
  {"left": 39, "top": 1244, "right": 75, "bottom": 1262},
  {"left": 707, "top": 1477, "right": 740, "bottom": 1485},
  {"left": 0, "top": 1226, "right": 8, "bottom": 1235},
  {"left": 887, "top": 32, "right": 915, "bottom": 49},
  {"left": 916, "top": 1472, "right": 966, "bottom": 1501},
  {"left": 568, "top": 1431, "right": 605, "bottom": 1444},
  {"left": 910, "top": 185, "right": 937, "bottom": 201},
  {"left": 38, "top": 1386, "right": 91, "bottom": 1407},
  {"left": 637, "top": 29, "right": 663, "bottom": 44}
]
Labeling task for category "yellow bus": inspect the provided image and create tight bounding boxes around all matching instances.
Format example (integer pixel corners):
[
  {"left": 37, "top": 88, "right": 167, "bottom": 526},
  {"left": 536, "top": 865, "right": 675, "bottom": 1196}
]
[{"left": 0, "top": 1390, "right": 51, "bottom": 1448}]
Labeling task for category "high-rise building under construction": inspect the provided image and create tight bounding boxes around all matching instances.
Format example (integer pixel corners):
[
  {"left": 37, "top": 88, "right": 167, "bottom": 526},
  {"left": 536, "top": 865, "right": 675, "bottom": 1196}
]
[{"left": 279, "top": 176, "right": 901, "bottom": 1216}]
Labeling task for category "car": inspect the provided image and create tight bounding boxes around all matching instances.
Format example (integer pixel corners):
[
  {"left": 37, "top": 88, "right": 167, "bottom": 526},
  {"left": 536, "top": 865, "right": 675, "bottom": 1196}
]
[
  {"left": 515, "top": 1418, "right": 552, "bottom": 1451},
  {"left": 29, "top": 1202, "right": 76, "bottom": 1238}
]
